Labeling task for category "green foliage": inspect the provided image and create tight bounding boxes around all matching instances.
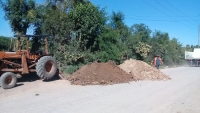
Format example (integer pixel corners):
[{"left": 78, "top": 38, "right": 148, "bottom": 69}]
[
  {"left": 69, "top": 3, "right": 107, "bottom": 50},
  {"left": 148, "top": 31, "right": 184, "bottom": 66},
  {"left": 1, "top": 0, "right": 188, "bottom": 74},
  {"left": 1, "top": 0, "right": 36, "bottom": 34},
  {"left": 63, "top": 38, "right": 85, "bottom": 65},
  {"left": 66, "top": 64, "right": 83, "bottom": 74},
  {"left": 0, "top": 36, "right": 18, "bottom": 51},
  {"left": 96, "top": 27, "right": 124, "bottom": 64},
  {"left": 185, "top": 44, "right": 199, "bottom": 52},
  {"left": 150, "top": 31, "right": 170, "bottom": 57},
  {"left": 110, "top": 11, "right": 129, "bottom": 42},
  {"left": 135, "top": 42, "right": 152, "bottom": 58},
  {"left": 0, "top": 36, "right": 11, "bottom": 51},
  {"left": 130, "top": 24, "right": 151, "bottom": 43},
  {"left": 38, "top": 0, "right": 75, "bottom": 71},
  {"left": 125, "top": 24, "right": 152, "bottom": 60},
  {"left": 40, "top": 1, "right": 108, "bottom": 72}
]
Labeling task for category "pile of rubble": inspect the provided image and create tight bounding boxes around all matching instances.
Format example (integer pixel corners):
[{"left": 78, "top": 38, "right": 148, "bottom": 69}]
[
  {"left": 67, "top": 61, "right": 135, "bottom": 85},
  {"left": 67, "top": 59, "right": 170, "bottom": 85},
  {"left": 118, "top": 59, "right": 171, "bottom": 81}
]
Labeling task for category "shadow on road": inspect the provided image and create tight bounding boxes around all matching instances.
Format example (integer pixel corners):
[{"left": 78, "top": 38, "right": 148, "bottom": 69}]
[
  {"left": 17, "top": 72, "right": 61, "bottom": 83},
  {"left": 14, "top": 83, "right": 24, "bottom": 88}
]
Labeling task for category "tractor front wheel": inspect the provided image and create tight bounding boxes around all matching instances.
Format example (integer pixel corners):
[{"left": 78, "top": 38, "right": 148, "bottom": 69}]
[
  {"left": 0, "top": 72, "right": 17, "bottom": 89},
  {"left": 36, "top": 56, "right": 57, "bottom": 80}
]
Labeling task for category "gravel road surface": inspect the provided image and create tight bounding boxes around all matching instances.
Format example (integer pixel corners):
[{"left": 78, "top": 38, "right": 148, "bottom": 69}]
[{"left": 0, "top": 67, "right": 200, "bottom": 113}]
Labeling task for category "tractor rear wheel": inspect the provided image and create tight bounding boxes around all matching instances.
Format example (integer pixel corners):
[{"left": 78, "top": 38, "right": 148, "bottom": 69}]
[
  {"left": 36, "top": 56, "right": 57, "bottom": 80},
  {"left": 0, "top": 72, "right": 17, "bottom": 89}
]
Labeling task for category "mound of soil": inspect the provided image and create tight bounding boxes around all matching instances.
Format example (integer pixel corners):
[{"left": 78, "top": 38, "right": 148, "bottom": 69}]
[
  {"left": 118, "top": 59, "right": 171, "bottom": 81},
  {"left": 67, "top": 61, "right": 136, "bottom": 85}
]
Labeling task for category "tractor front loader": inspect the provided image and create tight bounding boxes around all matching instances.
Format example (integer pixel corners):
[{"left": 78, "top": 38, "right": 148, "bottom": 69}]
[{"left": 0, "top": 35, "right": 58, "bottom": 89}]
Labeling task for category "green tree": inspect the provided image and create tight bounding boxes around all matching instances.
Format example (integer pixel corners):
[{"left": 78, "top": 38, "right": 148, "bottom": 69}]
[
  {"left": 150, "top": 31, "right": 169, "bottom": 56},
  {"left": 1, "top": 0, "right": 36, "bottom": 35},
  {"left": 110, "top": 11, "right": 129, "bottom": 42},
  {"left": 69, "top": 3, "right": 107, "bottom": 51},
  {"left": 167, "top": 38, "right": 184, "bottom": 65},
  {"left": 135, "top": 42, "right": 152, "bottom": 59},
  {"left": 40, "top": 1, "right": 107, "bottom": 71},
  {"left": 0, "top": 36, "right": 11, "bottom": 51},
  {"left": 40, "top": 0, "right": 74, "bottom": 70},
  {"left": 149, "top": 31, "right": 184, "bottom": 66},
  {"left": 125, "top": 23, "right": 152, "bottom": 60},
  {"left": 96, "top": 27, "right": 124, "bottom": 64},
  {"left": 185, "top": 44, "right": 193, "bottom": 51},
  {"left": 130, "top": 23, "right": 151, "bottom": 43}
]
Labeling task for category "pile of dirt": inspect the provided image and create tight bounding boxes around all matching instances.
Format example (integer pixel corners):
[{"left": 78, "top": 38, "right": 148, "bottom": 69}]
[
  {"left": 67, "top": 61, "right": 136, "bottom": 85},
  {"left": 118, "top": 59, "right": 171, "bottom": 81}
]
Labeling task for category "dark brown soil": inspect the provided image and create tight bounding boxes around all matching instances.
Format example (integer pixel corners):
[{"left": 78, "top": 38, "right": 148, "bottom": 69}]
[
  {"left": 67, "top": 59, "right": 170, "bottom": 85},
  {"left": 67, "top": 61, "right": 136, "bottom": 85}
]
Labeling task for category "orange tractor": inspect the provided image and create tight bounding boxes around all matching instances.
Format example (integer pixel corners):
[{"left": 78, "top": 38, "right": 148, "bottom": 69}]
[{"left": 0, "top": 35, "right": 58, "bottom": 89}]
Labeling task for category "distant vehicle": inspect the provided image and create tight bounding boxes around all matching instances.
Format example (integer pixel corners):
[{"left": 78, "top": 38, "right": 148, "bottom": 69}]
[{"left": 185, "top": 48, "right": 200, "bottom": 66}]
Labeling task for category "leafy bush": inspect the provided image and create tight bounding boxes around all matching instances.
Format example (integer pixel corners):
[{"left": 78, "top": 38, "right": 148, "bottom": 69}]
[{"left": 66, "top": 64, "right": 84, "bottom": 74}]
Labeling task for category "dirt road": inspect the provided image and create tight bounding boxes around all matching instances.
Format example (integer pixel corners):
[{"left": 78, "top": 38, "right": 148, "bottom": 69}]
[{"left": 0, "top": 67, "right": 200, "bottom": 113}]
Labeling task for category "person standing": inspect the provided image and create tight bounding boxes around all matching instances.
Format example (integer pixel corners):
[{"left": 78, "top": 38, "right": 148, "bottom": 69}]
[{"left": 152, "top": 55, "right": 163, "bottom": 69}]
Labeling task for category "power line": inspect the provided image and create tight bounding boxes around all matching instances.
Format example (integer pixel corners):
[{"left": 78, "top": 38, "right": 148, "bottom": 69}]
[
  {"left": 126, "top": 15, "right": 200, "bottom": 18},
  {"left": 126, "top": 14, "right": 200, "bottom": 18},
  {"left": 155, "top": 0, "right": 197, "bottom": 27},
  {"left": 125, "top": 15, "right": 200, "bottom": 22},
  {"left": 125, "top": 18, "right": 178, "bottom": 22},
  {"left": 141, "top": 0, "right": 197, "bottom": 30},
  {"left": 125, "top": 17, "right": 200, "bottom": 22},
  {"left": 154, "top": 0, "right": 197, "bottom": 30},
  {"left": 164, "top": 0, "right": 199, "bottom": 25}
]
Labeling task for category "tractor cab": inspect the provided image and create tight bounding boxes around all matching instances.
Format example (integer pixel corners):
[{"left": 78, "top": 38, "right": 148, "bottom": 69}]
[{"left": 14, "top": 35, "right": 52, "bottom": 55}]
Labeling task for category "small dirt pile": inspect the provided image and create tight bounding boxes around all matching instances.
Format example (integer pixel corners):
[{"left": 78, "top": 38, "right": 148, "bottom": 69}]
[
  {"left": 118, "top": 59, "right": 171, "bottom": 81},
  {"left": 67, "top": 61, "right": 136, "bottom": 85}
]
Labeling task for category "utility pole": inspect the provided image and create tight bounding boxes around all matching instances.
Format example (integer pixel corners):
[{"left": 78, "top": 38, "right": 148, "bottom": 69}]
[{"left": 198, "top": 25, "right": 200, "bottom": 48}]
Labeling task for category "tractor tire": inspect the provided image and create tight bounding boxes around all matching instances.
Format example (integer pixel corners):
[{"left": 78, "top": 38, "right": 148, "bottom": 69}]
[
  {"left": 36, "top": 56, "right": 57, "bottom": 80},
  {"left": 0, "top": 72, "right": 17, "bottom": 89}
]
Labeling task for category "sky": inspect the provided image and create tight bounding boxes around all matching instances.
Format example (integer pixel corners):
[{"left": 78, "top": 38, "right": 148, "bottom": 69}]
[{"left": 0, "top": 0, "right": 200, "bottom": 46}]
